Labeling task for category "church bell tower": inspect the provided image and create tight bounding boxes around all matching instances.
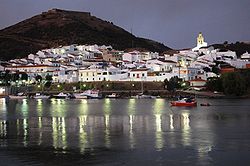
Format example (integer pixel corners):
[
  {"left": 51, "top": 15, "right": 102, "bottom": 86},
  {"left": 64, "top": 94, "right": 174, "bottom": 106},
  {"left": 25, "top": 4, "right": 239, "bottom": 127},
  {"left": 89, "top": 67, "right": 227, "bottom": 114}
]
[{"left": 197, "top": 32, "right": 204, "bottom": 46}]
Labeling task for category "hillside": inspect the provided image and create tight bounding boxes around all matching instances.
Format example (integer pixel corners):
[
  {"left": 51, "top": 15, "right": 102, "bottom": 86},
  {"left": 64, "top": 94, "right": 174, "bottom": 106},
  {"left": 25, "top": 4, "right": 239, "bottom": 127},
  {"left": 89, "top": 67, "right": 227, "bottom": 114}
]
[{"left": 0, "top": 9, "right": 171, "bottom": 60}]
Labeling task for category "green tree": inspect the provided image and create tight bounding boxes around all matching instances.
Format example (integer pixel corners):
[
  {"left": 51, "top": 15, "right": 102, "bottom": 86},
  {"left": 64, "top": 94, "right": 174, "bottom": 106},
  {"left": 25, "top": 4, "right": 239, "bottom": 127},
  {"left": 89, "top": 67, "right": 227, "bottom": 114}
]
[
  {"left": 45, "top": 74, "right": 53, "bottom": 82},
  {"left": 21, "top": 73, "right": 28, "bottom": 81},
  {"left": 35, "top": 75, "right": 42, "bottom": 83},
  {"left": 206, "top": 77, "right": 223, "bottom": 92},
  {"left": 222, "top": 72, "right": 246, "bottom": 96},
  {"left": 44, "top": 74, "right": 53, "bottom": 88},
  {"left": 164, "top": 76, "right": 181, "bottom": 92},
  {"left": 12, "top": 73, "right": 20, "bottom": 82}
]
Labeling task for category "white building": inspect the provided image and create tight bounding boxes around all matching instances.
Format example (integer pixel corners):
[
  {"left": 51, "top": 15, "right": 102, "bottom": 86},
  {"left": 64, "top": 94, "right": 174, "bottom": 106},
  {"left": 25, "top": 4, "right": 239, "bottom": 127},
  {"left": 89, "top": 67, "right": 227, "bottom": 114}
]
[
  {"left": 241, "top": 52, "right": 250, "bottom": 61},
  {"left": 78, "top": 67, "right": 128, "bottom": 82},
  {"left": 122, "top": 51, "right": 142, "bottom": 62},
  {"left": 146, "top": 59, "right": 176, "bottom": 72}
]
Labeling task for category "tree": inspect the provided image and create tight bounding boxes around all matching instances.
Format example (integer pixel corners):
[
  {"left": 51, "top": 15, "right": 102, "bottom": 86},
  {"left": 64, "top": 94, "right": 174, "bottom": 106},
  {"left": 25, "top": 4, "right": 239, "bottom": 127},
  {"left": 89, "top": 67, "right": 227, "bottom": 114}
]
[
  {"left": 45, "top": 74, "right": 53, "bottom": 82},
  {"left": 206, "top": 77, "right": 223, "bottom": 92},
  {"left": 164, "top": 76, "right": 181, "bottom": 92},
  {"left": 211, "top": 66, "right": 220, "bottom": 75},
  {"left": 222, "top": 72, "right": 246, "bottom": 96},
  {"left": 35, "top": 75, "right": 42, "bottom": 83},
  {"left": 44, "top": 74, "right": 53, "bottom": 88},
  {"left": 12, "top": 73, "right": 20, "bottom": 82},
  {"left": 21, "top": 73, "right": 28, "bottom": 81}
]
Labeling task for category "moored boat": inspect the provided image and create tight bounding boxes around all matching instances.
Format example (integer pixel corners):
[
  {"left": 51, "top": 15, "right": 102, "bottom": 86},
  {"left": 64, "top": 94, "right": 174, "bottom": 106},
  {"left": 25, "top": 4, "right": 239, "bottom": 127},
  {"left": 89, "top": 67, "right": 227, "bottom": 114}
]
[
  {"left": 8, "top": 93, "right": 27, "bottom": 99},
  {"left": 79, "top": 90, "right": 102, "bottom": 99},
  {"left": 52, "top": 92, "right": 68, "bottom": 99},
  {"left": 74, "top": 93, "right": 88, "bottom": 99},
  {"left": 132, "top": 93, "right": 156, "bottom": 99},
  {"left": 170, "top": 98, "right": 197, "bottom": 107},
  {"left": 106, "top": 93, "right": 119, "bottom": 98},
  {"left": 200, "top": 103, "right": 211, "bottom": 106},
  {"left": 33, "top": 93, "right": 50, "bottom": 99}
]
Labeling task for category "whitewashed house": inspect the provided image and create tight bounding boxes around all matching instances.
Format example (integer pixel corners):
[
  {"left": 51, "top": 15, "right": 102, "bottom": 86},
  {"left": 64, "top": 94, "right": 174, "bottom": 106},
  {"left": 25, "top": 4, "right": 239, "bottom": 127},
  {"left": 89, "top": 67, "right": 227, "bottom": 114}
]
[{"left": 146, "top": 59, "right": 176, "bottom": 72}]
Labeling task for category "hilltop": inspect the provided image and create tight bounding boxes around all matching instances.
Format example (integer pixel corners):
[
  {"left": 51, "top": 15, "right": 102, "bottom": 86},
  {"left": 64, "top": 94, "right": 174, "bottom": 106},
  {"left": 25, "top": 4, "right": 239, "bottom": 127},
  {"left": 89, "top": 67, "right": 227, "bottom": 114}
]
[{"left": 0, "top": 9, "right": 171, "bottom": 60}]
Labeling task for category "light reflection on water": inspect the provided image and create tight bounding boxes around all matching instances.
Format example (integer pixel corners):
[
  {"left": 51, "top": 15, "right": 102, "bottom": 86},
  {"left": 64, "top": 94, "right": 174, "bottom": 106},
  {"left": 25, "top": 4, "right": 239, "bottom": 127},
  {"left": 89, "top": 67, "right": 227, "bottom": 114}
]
[{"left": 0, "top": 98, "right": 250, "bottom": 165}]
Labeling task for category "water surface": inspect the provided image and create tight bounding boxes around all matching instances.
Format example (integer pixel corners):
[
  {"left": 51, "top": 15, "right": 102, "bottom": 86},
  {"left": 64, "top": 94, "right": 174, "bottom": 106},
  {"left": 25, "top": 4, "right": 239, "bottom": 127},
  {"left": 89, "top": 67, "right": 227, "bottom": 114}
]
[{"left": 0, "top": 98, "right": 250, "bottom": 166}]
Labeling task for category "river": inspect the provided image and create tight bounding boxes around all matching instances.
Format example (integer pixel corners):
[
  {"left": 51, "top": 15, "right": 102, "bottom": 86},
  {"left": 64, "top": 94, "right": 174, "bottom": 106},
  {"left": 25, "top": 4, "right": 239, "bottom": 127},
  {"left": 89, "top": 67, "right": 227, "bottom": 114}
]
[{"left": 0, "top": 98, "right": 250, "bottom": 166}]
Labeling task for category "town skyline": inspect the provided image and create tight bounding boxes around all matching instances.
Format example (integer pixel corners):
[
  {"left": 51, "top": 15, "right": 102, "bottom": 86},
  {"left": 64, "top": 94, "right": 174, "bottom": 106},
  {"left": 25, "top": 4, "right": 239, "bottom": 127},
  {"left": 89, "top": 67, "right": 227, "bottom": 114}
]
[{"left": 1, "top": 0, "right": 250, "bottom": 49}]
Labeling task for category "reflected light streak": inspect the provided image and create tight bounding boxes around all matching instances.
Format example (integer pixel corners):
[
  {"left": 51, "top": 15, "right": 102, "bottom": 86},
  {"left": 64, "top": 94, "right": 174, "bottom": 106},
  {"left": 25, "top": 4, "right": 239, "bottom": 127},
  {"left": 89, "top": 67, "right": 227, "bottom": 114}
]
[
  {"left": 36, "top": 99, "right": 43, "bottom": 117},
  {"left": 21, "top": 99, "right": 28, "bottom": 117},
  {"left": 104, "top": 115, "right": 110, "bottom": 148},
  {"left": 16, "top": 119, "right": 20, "bottom": 136},
  {"left": 155, "top": 114, "right": 164, "bottom": 150},
  {"left": 170, "top": 114, "right": 174, "bottom": 130},
  {"left": 103, "top": 99, "right": 111, "bottom": 148},
  {"left": 181, "top": 112, "right": 191, "bottom": 146},
  {"left": 128, "top": 99, "right": 136, "bottom": 115},
  {"left": 23, "top": 119, "right": 28, "bottom": 147},
  {"left": 104, "top": 99, "right": 111, "bottom": 115},
  {"left": 0, "top": 120, "right": 7, "bottom": 137},
  {"left": 0, "top": 98, "right": 7, "bottom": 115},
  {"left": 129, "top": 115, "right": 135, "bottom": 149},
  {"left": 153, "top": 99, "right": 165, "bottom": 114},
  {"left": 61, "top": 117, "right": 66, "bottom": 149},
  {"left": 155, "top": 114, "right": 162, "bottom": 132},
  {"left": 52, "top": 117, "right": 67, "bottom": 150},
  {"left": 79, "top": 100, "right": 88, "bottom": 115},
  {"left": 79, "top": 115, "right": 88, "bottom": 153},
  {"left": 38, "top": 117, "right": 42, "bottom": 145}
]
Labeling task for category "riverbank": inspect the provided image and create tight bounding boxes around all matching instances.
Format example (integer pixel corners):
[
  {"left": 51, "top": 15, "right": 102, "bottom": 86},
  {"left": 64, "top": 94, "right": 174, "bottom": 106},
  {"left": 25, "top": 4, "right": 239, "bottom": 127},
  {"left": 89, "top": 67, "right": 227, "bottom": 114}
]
[{"left": 1, "top": 81, "right": 249, "bottom": 99}]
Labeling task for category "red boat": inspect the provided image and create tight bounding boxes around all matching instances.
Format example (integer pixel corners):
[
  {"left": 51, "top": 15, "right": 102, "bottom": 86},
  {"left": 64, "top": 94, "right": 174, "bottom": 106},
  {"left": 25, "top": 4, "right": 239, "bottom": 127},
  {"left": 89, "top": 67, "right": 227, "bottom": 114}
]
[{"left": 170, "top": 98, "right": 197, "bottom": 107}]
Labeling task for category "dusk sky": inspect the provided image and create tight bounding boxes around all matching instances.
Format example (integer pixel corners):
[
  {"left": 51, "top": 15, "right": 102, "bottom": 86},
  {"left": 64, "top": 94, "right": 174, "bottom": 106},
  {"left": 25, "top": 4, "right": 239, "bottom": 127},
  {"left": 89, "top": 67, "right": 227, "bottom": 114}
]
[{"left": 1, "top": 0, "right": 250, "bottom": 49}]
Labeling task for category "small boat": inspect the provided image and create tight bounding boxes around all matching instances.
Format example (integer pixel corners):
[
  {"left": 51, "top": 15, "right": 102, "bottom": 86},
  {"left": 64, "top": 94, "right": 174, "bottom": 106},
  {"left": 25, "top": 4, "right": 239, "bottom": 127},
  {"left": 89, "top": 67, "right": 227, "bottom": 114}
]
[
  {"left": 9, "top": 93, "right": 27, "bottom": 99},
  {"left": 132, "top": 93, "right": 156, "bottom": 99},
  {"left": 79, "top": 90, "right": 102, "bottom": 99},
  {"left": 33, "top": 93, "right": 50, "bottom": 99},
  {"left": 200, "top": 103, "right": 211, "bottom": 106},
  {"left": 53, "top": 92, "right": 68, "bottom": 99},
  {"left": 170, "top": 98, "right": 197, "bottom": 107},
  {"left": 106, "top": 93, "right": 119, "bottom": 98},
  {"left": 74, "top": 93, "right": 88, "bottom": 99}
]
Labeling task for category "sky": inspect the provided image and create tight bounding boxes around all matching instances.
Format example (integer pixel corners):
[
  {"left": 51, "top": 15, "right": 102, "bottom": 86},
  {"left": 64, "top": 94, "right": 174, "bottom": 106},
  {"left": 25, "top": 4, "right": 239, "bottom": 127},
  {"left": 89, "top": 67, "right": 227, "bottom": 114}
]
[{"left": 1, "top": 0, "right": 250, "bottom": 49}]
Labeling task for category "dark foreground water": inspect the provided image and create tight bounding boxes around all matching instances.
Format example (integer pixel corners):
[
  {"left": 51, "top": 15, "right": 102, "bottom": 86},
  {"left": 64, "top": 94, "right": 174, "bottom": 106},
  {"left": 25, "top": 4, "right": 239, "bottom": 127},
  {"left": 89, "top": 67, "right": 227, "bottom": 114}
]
[{"left": 0, "top": 98, "right": 250, "bottom": 166}]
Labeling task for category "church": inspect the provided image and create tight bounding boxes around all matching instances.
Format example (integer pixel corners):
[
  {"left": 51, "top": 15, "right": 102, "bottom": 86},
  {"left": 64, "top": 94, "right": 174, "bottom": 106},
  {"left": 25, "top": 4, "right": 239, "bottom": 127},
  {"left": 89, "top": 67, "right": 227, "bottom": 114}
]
[{"left": 192, "top": 32, "right": 208, "bottom": 51}]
